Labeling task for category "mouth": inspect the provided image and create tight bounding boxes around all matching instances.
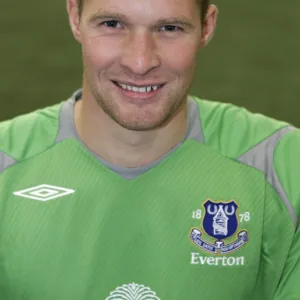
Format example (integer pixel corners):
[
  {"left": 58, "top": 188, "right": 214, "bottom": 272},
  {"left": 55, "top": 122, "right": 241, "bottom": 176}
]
[{"left": 112, "top": 80, "right": 165, "bottom": 99}]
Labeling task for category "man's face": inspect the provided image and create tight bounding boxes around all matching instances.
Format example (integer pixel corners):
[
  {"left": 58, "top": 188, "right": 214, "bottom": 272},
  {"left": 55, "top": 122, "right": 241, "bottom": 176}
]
[{"left": 70, "top": 0, "right": 214, "bottom": 131}]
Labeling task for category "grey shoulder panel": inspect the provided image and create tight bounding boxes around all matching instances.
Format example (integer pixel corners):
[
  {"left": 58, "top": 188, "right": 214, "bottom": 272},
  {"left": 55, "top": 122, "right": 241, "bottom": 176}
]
[
  {"left": 185, "top": 97, "right": 205, "bottom": 143},
  {"left": 55, "top": 89, "right": 81, "bottom": 143},
  {"left": 238, "top": 125, "right": 298, "bottom": 228},
  {"left": 0, "top": 151, "right": 17, "bottom": 174},
  {"left": 55, "top": 99, "right": 76, "bottom": 143}
]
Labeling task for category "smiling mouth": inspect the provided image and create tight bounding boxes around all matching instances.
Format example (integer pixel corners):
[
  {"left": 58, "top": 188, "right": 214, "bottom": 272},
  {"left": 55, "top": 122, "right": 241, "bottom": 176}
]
[{"left": 112, "top": 81, "right": 165, "bottom": 93}]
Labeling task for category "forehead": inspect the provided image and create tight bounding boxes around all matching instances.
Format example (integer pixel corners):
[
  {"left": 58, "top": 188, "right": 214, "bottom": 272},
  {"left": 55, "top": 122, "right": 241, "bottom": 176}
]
[{"left": 83, "top": 0, "right": 200, "bottom": 22}]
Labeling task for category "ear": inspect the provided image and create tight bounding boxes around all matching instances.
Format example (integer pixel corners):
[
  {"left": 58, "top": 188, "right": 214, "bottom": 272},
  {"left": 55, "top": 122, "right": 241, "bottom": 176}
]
[
  {"left": 67, "top": 0, "right": 82, "bottom": 43},
  {"left": 200, "top": 5, "right": 218, "bottom": 48}
]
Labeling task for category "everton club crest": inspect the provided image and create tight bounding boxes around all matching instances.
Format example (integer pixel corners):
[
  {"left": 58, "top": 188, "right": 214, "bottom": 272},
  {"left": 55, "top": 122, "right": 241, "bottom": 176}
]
[{"left": 190, "top": 200, "right": 248, "bottom": 254}]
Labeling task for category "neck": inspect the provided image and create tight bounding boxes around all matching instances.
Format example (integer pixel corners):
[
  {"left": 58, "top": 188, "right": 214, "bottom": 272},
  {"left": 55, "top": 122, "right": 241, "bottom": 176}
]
[{"left": 74, "top": 90, "right": 188, "bottom": 168}]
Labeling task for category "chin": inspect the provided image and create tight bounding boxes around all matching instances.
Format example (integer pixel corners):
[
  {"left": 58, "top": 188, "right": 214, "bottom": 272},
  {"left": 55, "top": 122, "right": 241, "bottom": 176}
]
[
  {"left": 113, "top": 114, "right": 170, "bottom": 131},
  {"left": 115, "top": 120, "right": 163, "bottom": 131}
]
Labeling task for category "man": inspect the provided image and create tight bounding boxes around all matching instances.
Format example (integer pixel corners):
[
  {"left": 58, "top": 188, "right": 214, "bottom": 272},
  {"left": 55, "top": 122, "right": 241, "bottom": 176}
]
[{"left": 0, "top": 0, "right": 299, "bottom": 299}]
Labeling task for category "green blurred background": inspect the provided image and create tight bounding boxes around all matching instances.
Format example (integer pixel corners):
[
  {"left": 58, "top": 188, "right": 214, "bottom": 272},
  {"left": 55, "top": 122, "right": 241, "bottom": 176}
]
[{"left": 1, "top": 0, "right": 299, "bottom": 125}]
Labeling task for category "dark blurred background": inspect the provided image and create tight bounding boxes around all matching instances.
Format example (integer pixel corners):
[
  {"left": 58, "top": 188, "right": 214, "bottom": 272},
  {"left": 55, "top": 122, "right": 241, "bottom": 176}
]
[{"left": 1, "top": 0, "right": 299, "bottom": 125}]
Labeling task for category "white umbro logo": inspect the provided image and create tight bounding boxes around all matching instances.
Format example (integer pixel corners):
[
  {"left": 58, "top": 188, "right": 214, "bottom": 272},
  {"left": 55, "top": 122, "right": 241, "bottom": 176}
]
[{"left": 13, "top": 184, "right": 75, "bottom": 201}]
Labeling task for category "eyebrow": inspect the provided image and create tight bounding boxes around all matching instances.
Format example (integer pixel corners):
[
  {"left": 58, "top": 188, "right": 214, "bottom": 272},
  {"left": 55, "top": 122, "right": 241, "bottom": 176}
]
[{"left": 88, "top": 11, "right": 196, "bottom": 29}]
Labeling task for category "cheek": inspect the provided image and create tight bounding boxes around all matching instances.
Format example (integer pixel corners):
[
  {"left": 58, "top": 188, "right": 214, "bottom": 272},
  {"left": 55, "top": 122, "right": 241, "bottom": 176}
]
[
  {"left": 81, "top": 36, "right": 120, "bottom": 69},
  {"left": 159, "top": 40, "right": 198, "bottom": 76},
  {"left": 164, "top": 50, "right": 197, "bottom": 77}
]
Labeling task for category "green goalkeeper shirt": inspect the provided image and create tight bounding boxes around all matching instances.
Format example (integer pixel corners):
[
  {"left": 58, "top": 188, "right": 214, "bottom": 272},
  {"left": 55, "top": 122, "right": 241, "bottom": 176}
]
[{"left": 0, "top": 89, "right": 300, "bottom": 300}]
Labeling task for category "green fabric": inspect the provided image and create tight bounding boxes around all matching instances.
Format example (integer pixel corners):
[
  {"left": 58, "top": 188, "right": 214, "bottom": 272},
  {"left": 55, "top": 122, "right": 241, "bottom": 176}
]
[
  {"left": 271, "top": 130, "right": 300, "bottom": 299},
  {"left": 252, "top": 183, "right": 294, "bottom": 300}
]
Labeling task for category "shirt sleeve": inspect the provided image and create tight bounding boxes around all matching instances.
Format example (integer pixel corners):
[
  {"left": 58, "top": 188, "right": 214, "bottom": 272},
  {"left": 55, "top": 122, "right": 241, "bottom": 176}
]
[{"left": 273, "top": 129, "right": 300, "bottom": 299}]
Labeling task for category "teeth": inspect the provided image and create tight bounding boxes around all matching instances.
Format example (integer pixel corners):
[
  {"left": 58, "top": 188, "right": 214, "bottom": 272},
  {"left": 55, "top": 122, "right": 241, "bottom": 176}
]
[
  {"left": 117, "top": 82, "right": 160, "bottom": 93},
  {"left": 139, "top": 87, "right": 147, "bottom": 93}
]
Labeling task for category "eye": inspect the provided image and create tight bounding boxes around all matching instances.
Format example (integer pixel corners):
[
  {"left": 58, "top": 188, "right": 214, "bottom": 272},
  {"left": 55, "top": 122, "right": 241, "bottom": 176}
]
[
  {"left": 101, "top": 20, "right": 122, "bottom": 28},
  {"left": 160, "top": 25, "right": 182, "bottom": 32}
]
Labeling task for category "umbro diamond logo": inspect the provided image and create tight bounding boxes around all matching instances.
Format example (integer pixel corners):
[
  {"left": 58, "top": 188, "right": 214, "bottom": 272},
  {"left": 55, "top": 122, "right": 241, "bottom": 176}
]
[{"left": 13, "top": 184, "right": 75, "bottom": 201}]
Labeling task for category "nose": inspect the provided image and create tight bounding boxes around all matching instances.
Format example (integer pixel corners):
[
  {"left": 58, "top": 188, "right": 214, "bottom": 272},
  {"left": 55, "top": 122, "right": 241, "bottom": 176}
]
[{"left": 120, "top": 31, "right": 161, "bottom": 75}]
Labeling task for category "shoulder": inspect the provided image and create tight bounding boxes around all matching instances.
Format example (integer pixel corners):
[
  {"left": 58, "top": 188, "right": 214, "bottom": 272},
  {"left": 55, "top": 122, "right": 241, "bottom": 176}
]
[
  {"left": 0, "top": 102, "right": 64, "bottom": 173},
  {"left": 273, "top": 129, "right": 300, "bottom": 225},
  {"left": 192, "top": 96, "right": 290, "bottom": 159}
]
